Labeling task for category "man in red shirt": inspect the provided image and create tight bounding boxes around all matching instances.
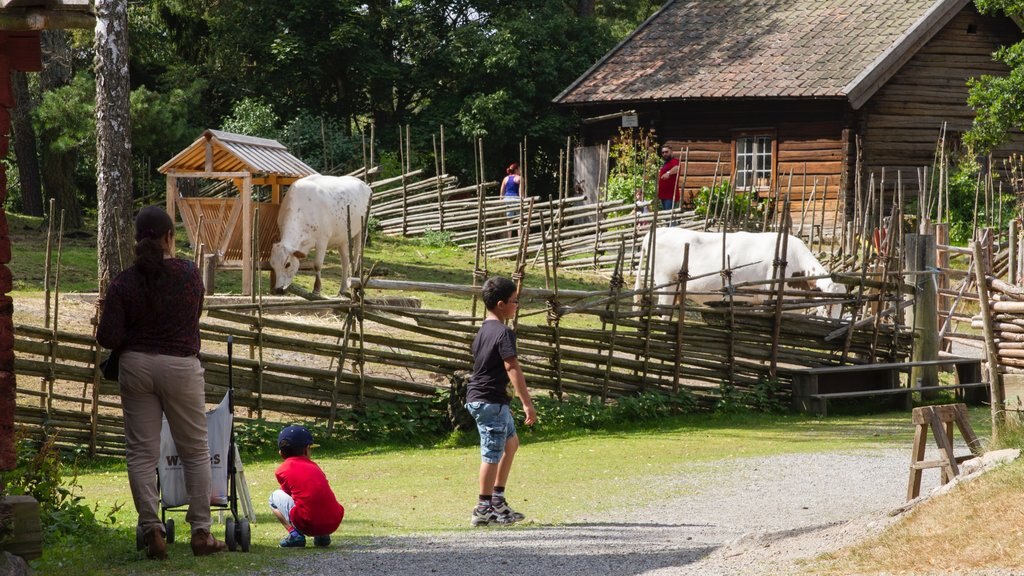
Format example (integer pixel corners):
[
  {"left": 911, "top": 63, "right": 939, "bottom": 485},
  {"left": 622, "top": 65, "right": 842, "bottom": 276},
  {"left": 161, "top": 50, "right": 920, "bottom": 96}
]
[
  {"left": 658, "top": 146, "right": 681, "bottom": 211},
  {"left": 270, "top": 425, "right": 345, "bottom": 547}
]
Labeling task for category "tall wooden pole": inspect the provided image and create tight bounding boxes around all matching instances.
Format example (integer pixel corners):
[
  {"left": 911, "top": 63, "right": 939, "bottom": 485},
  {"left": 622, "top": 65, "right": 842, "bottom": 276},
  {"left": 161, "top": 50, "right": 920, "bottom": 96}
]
[
  {"left": 973, "top": 232, "right": 1005, "bottom": 440},
  {"left": 905, "top": 234, "right": 938, "bottom": 389}
]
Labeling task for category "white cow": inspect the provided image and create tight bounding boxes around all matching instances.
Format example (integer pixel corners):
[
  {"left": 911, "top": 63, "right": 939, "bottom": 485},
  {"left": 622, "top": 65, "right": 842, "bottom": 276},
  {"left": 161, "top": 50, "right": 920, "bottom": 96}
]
[
  {"left": 634, "top": 228, "right": 845, "bottom": 317},
  {"left": 270, "top": 174, "right": 372, "bottom": 295}
]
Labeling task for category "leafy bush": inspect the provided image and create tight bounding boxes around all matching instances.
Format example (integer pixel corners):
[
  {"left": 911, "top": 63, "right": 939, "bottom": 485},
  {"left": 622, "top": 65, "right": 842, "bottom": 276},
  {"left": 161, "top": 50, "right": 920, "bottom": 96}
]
[
  {"left": 717, "top": 377, "right": 786, "bottom": 414},
  {"left": 605, "top": 127, "right": 661, "bottom": 206},
  {"left": 693, "top": 178, "right": 769, "bottom": 228},
  {"left": 1, "top": 435, "right": 115, "bottom": 542},
  {"left": 531, "top": 390, "right": 698, "bottom": 430},
  {"left": 348, "top": 398, "right": 449, "bottom": 442},
  {"left": 418, "top": 229, "right": 456, "bottom": 248},
  {"left": 938, "top": 154, "right": 1016, "bottom": 245}
]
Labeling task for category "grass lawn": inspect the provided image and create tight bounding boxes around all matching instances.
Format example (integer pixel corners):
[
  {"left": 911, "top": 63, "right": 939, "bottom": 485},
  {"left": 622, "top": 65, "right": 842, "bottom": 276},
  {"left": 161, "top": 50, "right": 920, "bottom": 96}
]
[{"left": 31, "top": 408, "right": 996, "bottom": 576}]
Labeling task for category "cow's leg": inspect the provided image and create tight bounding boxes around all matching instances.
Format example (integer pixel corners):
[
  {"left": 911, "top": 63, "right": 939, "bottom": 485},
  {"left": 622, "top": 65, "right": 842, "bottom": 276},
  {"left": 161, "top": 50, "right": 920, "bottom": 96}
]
[
  {"left": 337, "top": 238, "right": 350, "bottom": 296},
  {"left": 312, "top": 240, "right": 328, "bottom": 295}
]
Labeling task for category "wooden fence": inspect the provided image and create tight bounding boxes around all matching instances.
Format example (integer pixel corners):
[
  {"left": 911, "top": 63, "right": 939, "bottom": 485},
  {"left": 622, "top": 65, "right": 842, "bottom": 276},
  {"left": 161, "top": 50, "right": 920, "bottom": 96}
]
[{"left": 13, "top": 254, "right": 911, "bottom": 457}]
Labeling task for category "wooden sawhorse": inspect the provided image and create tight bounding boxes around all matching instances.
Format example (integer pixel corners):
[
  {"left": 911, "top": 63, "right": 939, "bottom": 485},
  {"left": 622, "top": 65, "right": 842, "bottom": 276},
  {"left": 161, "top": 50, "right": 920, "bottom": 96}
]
[{"left": 907, "top": 403, "right": 982, "bottom": 501}]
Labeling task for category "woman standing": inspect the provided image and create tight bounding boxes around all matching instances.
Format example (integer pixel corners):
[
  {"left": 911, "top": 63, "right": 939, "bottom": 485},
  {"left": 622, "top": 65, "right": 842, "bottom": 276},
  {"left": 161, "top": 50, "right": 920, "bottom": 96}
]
[
  {"left": 97, "top": 206, "right": 226, "bottom": 560},
  {"left": 500, "top": 163, "right": 523, "bottom": 237}
]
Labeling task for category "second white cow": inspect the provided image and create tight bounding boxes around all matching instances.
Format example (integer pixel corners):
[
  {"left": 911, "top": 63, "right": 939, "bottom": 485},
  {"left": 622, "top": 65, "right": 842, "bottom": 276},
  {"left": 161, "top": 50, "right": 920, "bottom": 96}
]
[
  {"left": 634, "top": 228, "right": 844, "bottom": 316},
  {"left": 270, "top": 174, "right": 372, "bottom": 295}
]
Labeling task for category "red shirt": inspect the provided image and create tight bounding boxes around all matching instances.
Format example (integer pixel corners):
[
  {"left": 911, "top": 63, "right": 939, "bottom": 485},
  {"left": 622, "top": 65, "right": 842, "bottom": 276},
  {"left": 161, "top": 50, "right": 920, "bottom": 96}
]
[
  {"left": 658, "top": 158, "right": 681, "bottom": 201},
  {"left": 275, "top": 456, "right": 344, "bottom": 536}
]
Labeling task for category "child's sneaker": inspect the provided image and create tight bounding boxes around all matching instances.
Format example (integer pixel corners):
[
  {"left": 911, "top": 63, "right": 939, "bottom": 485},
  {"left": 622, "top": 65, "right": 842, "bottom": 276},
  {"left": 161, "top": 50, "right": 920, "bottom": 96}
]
[
  {"left": 491, "top": 500, "right": 525, "bottom": 522},
  {"left": 313, "top": 535, "right": 331, "bottom": 548},
  {"left": 471, "top": 504, "right": 494, "bottom": 527},
  {"left": 279, "top": 530, "right": 306, "bottom": 548}
]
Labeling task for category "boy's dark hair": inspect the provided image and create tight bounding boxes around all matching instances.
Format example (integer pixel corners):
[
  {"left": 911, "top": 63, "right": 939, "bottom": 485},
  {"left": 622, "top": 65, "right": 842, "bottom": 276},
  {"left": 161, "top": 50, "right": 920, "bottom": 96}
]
[
  {"left": 482, "top": 276, "right": 517, "bottom": 311},
  {"left": 279, "top": 444, "right": 306, "bottom": 458}
]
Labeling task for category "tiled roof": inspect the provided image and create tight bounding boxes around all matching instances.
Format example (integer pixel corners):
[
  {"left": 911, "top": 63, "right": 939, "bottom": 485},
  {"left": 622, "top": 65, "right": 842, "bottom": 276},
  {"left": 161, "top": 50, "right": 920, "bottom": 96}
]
[{"left": 556, "top": 0, "right": 963, "bottom": 106}]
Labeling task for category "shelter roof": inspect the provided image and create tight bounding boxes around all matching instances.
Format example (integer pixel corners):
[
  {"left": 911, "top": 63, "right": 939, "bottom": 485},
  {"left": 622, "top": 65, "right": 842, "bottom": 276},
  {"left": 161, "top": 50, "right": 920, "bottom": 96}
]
[
  {"left": 555, "top": 0, "right": 973, "bottom": 110},
  {"left": 0, "top": 0, "right": 93, "bottom": 29},
  {"left": 158, "top": 129, "right": 317, "bottom": 178}
]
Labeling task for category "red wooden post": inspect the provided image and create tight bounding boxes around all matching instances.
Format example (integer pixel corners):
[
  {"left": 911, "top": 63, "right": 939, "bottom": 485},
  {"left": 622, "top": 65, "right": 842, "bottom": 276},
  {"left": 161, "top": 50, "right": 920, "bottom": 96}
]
[{"left": 0, "top": 31, "right": 42, "bottom": 472}]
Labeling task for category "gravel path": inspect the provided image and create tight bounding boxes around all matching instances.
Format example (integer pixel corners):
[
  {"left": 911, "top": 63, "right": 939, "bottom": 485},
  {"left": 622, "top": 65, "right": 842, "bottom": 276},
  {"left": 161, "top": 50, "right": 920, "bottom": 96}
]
[{"left": 256, "top": 447, "right": 943, "bottom": 576}]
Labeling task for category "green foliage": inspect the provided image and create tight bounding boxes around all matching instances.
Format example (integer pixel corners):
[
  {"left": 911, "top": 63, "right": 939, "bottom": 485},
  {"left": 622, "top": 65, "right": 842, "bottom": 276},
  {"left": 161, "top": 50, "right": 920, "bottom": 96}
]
[
  {"left": 717, "top": 377, "right": 786, "bottom": 414},
  {"left": 417, "top": 229, "right": 456, "bottom": 248},
  {"left": 220, "top": 97, "right": 280, "bottom": 138},
  {"left": 530, "top": 391, "right": 698, "bottom": 430},
  {"left": 966, "top": 0, "right": 1024, "bottom": 151},
  {"left": 348, "top": 398, "right": 449, "bottom": 442},
  {"left": 279, "top": 111, "right": 361, "bottom": 173},
  {"left": 693, "top": 179, "right": 769, "bottom": 229},
  {"left": 1, "top": 436, "right": 115, "bottom": 542},
  {"left": 935, "top": 154, "right": 1016, "bottom": 245},
  {"left": 33, "top": 74, "right": 95, "bottom": 154},
  {"left": 605, "top": 127, "right": 661, "bottom": 205},
  {"left": 235, "top": 396, "right": 449, "bottom": 450}
]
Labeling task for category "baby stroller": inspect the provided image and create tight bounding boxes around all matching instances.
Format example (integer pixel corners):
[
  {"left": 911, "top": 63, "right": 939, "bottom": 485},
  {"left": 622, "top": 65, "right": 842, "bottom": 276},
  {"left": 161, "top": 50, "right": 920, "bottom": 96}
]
[{"left": 135, "top": 336, "right": 252, "bottom": 552}]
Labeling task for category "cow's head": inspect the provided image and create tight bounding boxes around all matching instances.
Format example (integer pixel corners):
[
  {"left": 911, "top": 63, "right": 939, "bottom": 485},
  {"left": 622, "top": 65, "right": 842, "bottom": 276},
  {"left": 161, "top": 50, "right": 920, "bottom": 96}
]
[
  {"left": 814, "top": 276, "right": 847, "bottom": 319},
  {"left": 270, "top": 242, "right": 306, "bottom": 294}
]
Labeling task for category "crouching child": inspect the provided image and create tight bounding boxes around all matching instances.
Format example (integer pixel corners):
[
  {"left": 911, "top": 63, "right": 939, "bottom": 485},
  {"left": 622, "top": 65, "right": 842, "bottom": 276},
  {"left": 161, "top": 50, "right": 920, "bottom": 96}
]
[{"left": 269, "top": 425, "right": 345, "bottom": 547}]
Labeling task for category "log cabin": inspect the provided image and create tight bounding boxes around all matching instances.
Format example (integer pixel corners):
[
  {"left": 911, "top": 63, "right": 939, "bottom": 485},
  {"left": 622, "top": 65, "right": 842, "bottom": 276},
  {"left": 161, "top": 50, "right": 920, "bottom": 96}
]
[{"left": 555, "top": 0, "right": 1024, "bottom": 232}]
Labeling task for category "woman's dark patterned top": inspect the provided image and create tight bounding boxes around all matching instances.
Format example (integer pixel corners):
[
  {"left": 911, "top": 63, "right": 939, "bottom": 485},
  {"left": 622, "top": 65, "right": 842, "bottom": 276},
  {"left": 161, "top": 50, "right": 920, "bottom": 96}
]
[{"left": 97, "top": 258, "right": 205, "bottom": 357}]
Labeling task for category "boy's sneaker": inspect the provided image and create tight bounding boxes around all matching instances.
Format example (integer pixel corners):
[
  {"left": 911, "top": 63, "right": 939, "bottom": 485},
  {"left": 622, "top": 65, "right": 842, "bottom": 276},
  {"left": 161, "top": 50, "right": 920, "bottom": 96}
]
[
  {"left": 471, "top": 505, "right": 494, "bottom": 527},
  {"left": 280, "top": 531, "right": 306, "bottom": 548},
  {"left": 491, "top": 500, "right": 525, "bottom": 522},
  {"left": 471, "top": 504, "right": 518, "bottom": 526},
  {"left": 313, "top": 535, "right": 331, "bottom": 548}
]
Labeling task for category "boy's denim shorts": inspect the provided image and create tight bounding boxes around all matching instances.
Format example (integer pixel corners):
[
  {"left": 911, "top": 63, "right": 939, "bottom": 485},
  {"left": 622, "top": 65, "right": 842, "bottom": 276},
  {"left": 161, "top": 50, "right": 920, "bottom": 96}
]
[{"left": 466, "top": 401, "right": 516, "bottom": 464}]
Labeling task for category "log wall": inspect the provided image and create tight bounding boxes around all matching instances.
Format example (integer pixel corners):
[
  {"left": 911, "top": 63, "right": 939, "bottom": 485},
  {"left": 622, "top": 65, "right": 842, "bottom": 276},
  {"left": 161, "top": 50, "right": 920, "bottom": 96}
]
[{"left": 859, "top": 4, "right": 1024, "bottom": 197}]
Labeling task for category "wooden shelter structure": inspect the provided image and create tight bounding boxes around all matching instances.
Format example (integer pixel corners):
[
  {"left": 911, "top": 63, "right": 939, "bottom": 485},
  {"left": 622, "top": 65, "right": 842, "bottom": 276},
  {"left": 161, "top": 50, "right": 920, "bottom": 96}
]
[
  {"left": 555, "top": 0, "right": 1024, "bottom": 231},
  {"left": 159, "top": 130, "right": 317, "bottom": 295}
]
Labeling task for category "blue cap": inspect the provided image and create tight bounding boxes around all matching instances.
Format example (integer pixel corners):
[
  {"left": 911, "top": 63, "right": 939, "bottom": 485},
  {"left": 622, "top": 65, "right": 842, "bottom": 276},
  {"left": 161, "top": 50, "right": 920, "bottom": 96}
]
[{"left": 278, "top": 425, "right": 315, "bottom": 450}]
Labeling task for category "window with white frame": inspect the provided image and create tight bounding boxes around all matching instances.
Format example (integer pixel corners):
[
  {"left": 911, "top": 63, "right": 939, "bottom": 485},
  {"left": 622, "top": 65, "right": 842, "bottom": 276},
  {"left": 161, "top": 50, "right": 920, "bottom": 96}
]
[{"left": 735, "top": 135, "right": 774, "bottom": 192}]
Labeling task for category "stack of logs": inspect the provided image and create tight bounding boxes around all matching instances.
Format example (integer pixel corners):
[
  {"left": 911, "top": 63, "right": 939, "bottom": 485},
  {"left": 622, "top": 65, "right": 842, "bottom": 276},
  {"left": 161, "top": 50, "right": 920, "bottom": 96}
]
[{"left": 972, "top": 277, "right": 1024, "bottom": 374}]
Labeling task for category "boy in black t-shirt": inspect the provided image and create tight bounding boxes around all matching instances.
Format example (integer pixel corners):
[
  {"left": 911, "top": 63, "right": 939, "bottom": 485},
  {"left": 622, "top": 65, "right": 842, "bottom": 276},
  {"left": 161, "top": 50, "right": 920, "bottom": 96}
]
[{"left": 466, "top": 276, "right": 537, "bottom": 526}]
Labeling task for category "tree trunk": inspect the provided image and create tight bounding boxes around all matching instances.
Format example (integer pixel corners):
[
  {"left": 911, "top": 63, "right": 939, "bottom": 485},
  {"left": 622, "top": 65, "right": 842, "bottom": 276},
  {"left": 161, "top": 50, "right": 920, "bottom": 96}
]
[
  {"left": 94, "top": 0, "right": 134, "bottom": 281},
  {"left": 577, "top": 0, "right": 596, "bottom": 17},
  {"left": 38, "top": 30, "right": 82, "bottom": 229},
  {"left": 10, "top": 70, "right": 42, "bottom": 216}
]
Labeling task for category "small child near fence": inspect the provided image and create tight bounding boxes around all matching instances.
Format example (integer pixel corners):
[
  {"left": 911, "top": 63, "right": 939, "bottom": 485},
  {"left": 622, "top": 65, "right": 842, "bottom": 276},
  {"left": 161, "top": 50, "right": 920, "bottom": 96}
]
[
  {"left": 466, "top": 276, "right": 537, "bottom": 526},
  {"left": 269, "top": 425, "right": 345, "bottom": 548}
]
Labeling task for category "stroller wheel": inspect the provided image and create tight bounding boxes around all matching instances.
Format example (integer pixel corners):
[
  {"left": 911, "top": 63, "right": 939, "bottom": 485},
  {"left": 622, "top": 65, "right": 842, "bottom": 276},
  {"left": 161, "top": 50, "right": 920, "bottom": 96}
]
[
  {"left": 165, "top": 519, "right": 175, "bottom": 544},
  {"left": 225, "top": 517, "right": 237, "bottom": 552},
  {"left": 135, "top": 525, "right": 144, "bottom": 551},
  {"left": 239, "top": 518, "right": 251, "bottom": 552}
]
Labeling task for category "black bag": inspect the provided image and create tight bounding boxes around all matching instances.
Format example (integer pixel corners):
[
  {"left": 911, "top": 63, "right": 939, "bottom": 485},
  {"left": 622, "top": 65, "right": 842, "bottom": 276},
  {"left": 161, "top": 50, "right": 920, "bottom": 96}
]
[{"left": 100, "top": 349, "right": 120, "bottom": 381}]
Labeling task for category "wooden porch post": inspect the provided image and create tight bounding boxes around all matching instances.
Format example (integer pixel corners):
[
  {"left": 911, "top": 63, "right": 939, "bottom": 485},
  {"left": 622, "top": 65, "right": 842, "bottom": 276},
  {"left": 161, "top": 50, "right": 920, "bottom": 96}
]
[{"left": 242, "top": 174, "right": 253, "bottom": 295}]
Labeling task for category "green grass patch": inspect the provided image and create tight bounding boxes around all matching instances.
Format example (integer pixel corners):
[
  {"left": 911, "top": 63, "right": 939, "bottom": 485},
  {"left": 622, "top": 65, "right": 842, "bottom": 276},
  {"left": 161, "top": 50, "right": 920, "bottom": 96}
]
[{"left": 27, "top": 407, "right": 995, "bottom": 576}]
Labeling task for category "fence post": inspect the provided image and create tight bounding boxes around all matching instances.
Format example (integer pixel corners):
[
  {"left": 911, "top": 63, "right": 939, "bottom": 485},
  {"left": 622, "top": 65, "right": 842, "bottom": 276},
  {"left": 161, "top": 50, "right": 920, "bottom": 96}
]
[
  {"left": 905, "top": 234, "right": 938, "bottom": 390},
  {"left": 973, "top": 232, "right": 1005, "bottom": 440},
  {"left": 1010, "top": 219, "right": 1018, "bottom": 285}
]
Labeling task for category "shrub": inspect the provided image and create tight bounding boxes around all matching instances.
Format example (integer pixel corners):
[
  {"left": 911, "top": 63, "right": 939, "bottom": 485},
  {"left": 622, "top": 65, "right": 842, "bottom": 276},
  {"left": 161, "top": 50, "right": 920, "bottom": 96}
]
[
  {"left": 605, "top": 127, "right": 661, "bottom": 206},
  {"left": 693, "top": 179, "right": 769, "bottom": 229},
  {"left": 530, "top": 390, "right": 698, "bottom": 430},
  {"left": 418, "top": 229, "right": 456, "bottom": 248},
  {"left": 1, "top": 434, "right": 115, "bottom": 542},
  {"left": 717, "top": 377, "right": 786, "bottom": 414}
]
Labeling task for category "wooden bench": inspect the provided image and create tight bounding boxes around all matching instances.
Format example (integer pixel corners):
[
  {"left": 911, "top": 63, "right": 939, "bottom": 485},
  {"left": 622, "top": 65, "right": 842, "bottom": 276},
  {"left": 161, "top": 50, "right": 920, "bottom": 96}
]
[{"left": 790, "top": 358, "right": 985, "bottom": 417}]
